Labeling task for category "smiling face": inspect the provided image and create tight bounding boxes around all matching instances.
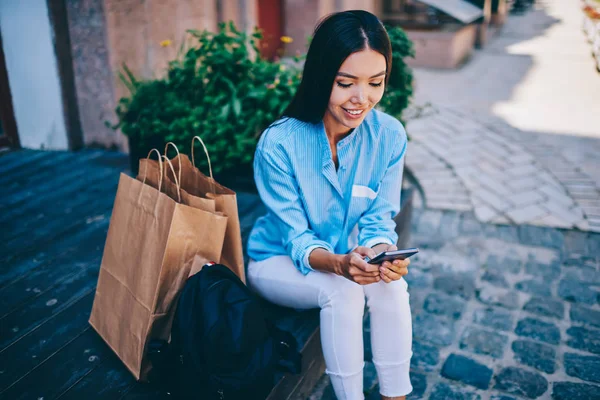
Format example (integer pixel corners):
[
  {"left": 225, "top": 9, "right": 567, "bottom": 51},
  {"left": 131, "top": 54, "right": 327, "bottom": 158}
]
[{"left": 323, "top": 48, "right": 387, "bottom": 137}]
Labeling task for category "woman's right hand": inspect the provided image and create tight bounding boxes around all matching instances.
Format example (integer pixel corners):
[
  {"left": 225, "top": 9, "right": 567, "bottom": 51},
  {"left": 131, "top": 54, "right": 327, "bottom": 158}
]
[{"left": 339, "top": 247, "right": 381, "bottom": 285}]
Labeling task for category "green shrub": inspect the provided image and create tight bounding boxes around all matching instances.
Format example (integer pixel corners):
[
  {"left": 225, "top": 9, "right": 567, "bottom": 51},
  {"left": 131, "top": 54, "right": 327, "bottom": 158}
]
[
  {"left": 114, "top": 22, "right": 413, "bottom": 176},
  {"left": 379, "top": 25, "right": 415, "bottom": 124},
  {"left": 116, "top": 22, "right": 301, "bottom": 175}
]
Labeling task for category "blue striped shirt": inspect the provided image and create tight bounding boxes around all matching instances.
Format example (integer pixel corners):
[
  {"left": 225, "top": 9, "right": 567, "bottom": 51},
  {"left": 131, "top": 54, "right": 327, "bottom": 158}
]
[{"left": 247, "top": 109, "right": 407, "bottom": 275}]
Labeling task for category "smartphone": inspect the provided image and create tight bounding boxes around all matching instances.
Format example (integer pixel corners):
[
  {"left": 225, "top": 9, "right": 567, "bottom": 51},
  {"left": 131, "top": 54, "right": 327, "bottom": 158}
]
[{"left": 364, "top": 248, "right": 419, "bottom": 264}]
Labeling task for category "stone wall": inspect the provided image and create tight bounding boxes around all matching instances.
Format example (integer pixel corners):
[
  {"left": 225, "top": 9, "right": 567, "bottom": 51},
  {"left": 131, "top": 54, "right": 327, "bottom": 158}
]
[{"left": 65, "top": 0, "right": 121, "bottom": 149}]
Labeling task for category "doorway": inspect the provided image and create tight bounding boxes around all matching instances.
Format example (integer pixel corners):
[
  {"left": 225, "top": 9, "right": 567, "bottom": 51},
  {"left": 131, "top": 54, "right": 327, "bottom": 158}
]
[{"left": 257, "top": 0, "right": 284, "bottom": 60}]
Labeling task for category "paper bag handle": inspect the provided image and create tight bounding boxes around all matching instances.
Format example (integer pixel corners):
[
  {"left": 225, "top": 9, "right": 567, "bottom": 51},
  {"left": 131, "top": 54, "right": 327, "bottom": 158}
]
[
  {"left": 191, "top": 136, "right": 215, "bottom": 194},
  {"left": 161, "top": 155, "right": 182, "bottom": 203},
  {"left": 164, "top": 142, "right": 182, "bottom": 190},
  {"left": 141, "top": 149, "right": 163, "bottom": 191}
]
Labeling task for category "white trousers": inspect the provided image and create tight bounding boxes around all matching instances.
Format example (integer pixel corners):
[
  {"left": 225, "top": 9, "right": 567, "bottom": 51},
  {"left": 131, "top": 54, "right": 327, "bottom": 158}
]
[{"left": 248, "top": 256, "right": 413, "bottom": 399}]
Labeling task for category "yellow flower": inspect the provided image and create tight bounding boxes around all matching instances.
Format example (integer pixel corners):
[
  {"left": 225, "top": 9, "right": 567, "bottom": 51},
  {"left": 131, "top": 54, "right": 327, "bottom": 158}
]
[
  {"left": 280, "top": 36, "right": 293, "bottom": 44},
  {"left": 279, "top": 64, "right": 287, "bottom": 71},
  {"left": 160, "top": 39, "right": 172, "bottom": 47}
]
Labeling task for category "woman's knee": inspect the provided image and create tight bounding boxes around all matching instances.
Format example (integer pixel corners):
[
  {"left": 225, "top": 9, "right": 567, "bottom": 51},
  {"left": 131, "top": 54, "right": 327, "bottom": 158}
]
[
  {"left": 366, "top": 278, "right": 410, "bottom": 313},
  {"left": 321, "top": 278, "right": 365, "bottom": 317}
]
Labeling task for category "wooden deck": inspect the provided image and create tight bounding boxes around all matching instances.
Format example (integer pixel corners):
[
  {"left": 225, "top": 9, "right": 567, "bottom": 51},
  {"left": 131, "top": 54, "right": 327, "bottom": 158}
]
[{"left": 0, "top": 149, "right": 322, "bottom": 400}]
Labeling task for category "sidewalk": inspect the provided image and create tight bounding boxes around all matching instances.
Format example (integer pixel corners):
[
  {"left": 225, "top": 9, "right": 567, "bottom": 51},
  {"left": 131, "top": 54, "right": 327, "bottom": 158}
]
[{"left": 405, "top": 0, "right": 600, "bottom": 233}]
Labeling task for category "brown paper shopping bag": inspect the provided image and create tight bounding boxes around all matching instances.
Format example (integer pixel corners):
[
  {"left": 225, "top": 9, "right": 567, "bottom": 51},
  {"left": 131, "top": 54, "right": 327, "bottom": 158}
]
[
  {"left": 89, "top": 150, "right": 228, "bottom": 380},
  {"left": 137, "top": 155, "right": 215, "bottom": 213},
  {"left": 164, "top": 138, "right": 245, "bottom": 284}
]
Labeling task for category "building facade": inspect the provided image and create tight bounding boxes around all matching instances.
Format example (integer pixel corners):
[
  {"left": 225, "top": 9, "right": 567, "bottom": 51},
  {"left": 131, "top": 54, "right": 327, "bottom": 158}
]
[{"left": 0, "top": 0, "right": 386, "bottom": 152}]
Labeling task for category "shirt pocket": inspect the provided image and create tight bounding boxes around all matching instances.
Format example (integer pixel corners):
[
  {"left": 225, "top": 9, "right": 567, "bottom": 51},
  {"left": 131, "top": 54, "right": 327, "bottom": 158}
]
[
  {"left": 351, "top": 184, "right": 378, "bottom": 200},
  {"left": 348, "top": 184, "right": 379, "bottom": 219}
]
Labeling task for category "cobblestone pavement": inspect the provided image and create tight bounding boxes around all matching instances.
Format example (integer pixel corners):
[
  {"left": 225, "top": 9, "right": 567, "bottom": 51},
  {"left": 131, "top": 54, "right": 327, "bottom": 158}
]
[
  {"left": 405, "top": 107, "right": 600, "bottom": 232},
  {"left": 309, "top": 206, "right": 600, "bottom": 400},
  {"left": 403, "top": 0, "right": 600, "bottom": 233}
]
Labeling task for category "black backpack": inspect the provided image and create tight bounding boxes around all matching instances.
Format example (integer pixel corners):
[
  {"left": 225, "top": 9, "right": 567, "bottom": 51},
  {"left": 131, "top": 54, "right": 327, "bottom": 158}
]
[{"left": 149, "top": 263, "right": 302, "bottom": 400}]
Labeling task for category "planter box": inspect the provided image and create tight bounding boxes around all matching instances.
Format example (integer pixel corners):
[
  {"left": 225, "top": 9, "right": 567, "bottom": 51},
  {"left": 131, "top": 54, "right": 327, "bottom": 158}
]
[{"left": 404, "top": 24, "right": 477, "bottom": 69}]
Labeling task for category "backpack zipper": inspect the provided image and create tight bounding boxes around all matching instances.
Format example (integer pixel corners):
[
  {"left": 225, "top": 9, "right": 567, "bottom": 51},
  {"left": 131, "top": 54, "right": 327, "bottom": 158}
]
[{"left": 217, "top": 388, "right": 224, "bottom": 399}]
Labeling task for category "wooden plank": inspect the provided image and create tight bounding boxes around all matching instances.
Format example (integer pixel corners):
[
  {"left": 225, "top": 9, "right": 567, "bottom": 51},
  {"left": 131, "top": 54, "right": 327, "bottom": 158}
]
[
  {"left": 0, "top": 150, "right": 77, "bottom": 188},
  {"left": 0, "top": 258, "right": 99, "bottom": 350},
  {"left": 0, "top": 149, "right": 28, "bottom": 163},
  {"left": 266, "top": 327, "right": 325, "bottom": 400},
  {"left": 0, "top": 158, "right": 117, "bottom": 212},
  {"left": 0, "top": 185, "right": 116, "bottom": 264},
  {"left": 2, "top": 168, "right": 117, "bottom": 237},
  {"left": 0, "top": 166, "right": 117, "bottom": 224},
  {"left": 3, "top": 187, "right": 112, "bottom": 245},
  {"left": 0, "top": 150, "right": 328, "bottom": 400},
  {"left": 1, "top": 176, "right": 116, "bottom": 253},
  {"left": 0, "top": 151, "right": 56, "bottom": 176},
  {"left": 0, "top": 164, "right": 118, "bottom": 245},
  {"left": 0, "top": 252, "right": 102, "bottom": 317},
  {"left": 0, "top": 215, "right": 109, "bottom": 289},
  {"left": 56, "top": 343, "right": 136, "bottom": 400},
  {"left": 0, "top": 150, "right": 104, "bottom": 190},
  {"left": 0, "top": 328, "right": 106, "bottom": 400},
  {"left": 0, "top": 293, "right": 94, "bottom": 391},
  {"left": 3, "top": 167, "right": 119, "bottom": 233},
  {"left": 0, "top": 150, "right": 125, "bottom": 203},
  {"left": 118, "top": 384, "right": 169, "bottom": 400},
  {"left": 2, "top": 150, "right": 117, "bottom": 193}
]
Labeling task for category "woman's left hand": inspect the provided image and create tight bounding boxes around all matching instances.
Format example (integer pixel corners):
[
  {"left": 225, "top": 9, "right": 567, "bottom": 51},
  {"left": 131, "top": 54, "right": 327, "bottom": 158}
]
[{"left": 376, "top": 244, "right": 410, "bottom": 283}]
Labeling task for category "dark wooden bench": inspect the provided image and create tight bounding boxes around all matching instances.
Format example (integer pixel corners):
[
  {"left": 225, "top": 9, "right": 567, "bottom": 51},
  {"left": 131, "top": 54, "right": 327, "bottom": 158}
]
[
  {"left": 0, "top": 149, "right": 325, "bottom": 400},
  {"left": 0, "top": 148, "right": 412, "bottom": 400}
]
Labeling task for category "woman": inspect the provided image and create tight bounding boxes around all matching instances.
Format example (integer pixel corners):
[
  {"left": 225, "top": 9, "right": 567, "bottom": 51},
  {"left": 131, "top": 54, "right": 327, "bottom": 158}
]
[{"left": 247, "top": 10, "right": 412, "bottom": 400}]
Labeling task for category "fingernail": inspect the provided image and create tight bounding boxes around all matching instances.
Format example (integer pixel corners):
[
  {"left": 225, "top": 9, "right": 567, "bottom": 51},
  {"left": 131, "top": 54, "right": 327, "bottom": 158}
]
[{"left": 381, "top": 267, "right": 388, "bottom": 272}]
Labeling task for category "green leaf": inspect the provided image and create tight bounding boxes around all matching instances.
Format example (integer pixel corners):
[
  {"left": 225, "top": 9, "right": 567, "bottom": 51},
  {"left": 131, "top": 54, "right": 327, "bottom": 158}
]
[
  {"left": 232, "top": 98, "right": 241, "bottom": 117},
  {"left": 220, "top": 103, "right": 231, "bottom": 119}
]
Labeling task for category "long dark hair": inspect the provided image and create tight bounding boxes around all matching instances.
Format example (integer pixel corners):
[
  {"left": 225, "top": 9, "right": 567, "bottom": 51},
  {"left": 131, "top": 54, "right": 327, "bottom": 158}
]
[{"left": 283, "top": 10, "right": 392, "bottom": 124}]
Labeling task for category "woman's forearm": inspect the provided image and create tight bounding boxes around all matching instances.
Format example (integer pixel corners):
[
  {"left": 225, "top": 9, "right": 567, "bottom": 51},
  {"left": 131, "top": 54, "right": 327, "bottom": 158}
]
[{"left": 307, "top": 248, "right": 344, "bottom": 275}]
